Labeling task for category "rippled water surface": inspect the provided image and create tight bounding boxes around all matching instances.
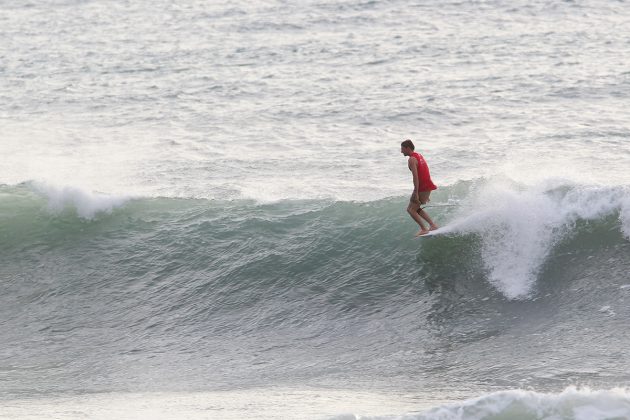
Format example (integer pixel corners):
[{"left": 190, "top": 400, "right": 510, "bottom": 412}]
[{"left": 3, "top": 0, "right": 630, "bottom": 200}]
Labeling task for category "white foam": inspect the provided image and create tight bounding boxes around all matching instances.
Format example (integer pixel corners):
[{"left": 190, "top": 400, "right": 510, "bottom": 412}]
[
  {"left": 443, "top": 178, "right": 630, "bottom": 299},
  {"left": 30, "top": 181, "right": 131, "bottom": 219},
  {"left": 599, "top": 305, "right": 616, "bottom": 317},
  {"left": 403, "top": 387, "right": 630, "bottom": 420}
]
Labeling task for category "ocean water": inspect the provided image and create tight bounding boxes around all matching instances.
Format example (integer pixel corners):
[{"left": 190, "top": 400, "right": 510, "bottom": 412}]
[{"left": 2, "top": 0, "right": 630, "bottom": 419}]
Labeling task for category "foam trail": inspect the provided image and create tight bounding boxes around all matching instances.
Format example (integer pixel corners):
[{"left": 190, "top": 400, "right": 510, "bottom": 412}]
[
  {"left": 443, "top": 179, "right": 630, "bottom": 299},
  {"left": 30, "top": 181, "right": 131, "bottom": 219}
]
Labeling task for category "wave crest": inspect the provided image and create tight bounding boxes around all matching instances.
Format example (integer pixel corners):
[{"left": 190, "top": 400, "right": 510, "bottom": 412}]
[
  {"left": 407, "top": 387, "right": 630, "bottom": 420},
  {"left": 439, "top": 178, "right": 630, "bottom": 299},
  {"left": 30, "top": 181, "right": 131, "bottom": 219}
]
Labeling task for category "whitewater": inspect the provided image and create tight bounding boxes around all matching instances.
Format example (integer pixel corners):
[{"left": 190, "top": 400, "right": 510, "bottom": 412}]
[{"left": 2, "top": 0, "right": 630, "bottom": 419}]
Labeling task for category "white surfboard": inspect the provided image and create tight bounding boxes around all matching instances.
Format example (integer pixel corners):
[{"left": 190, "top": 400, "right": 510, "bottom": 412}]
[{"left": 416, "top": 227, "right": 450, "bottom": 238}]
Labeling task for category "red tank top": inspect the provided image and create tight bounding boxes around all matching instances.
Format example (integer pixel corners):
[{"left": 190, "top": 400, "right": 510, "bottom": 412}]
[{"left": 411, "top": 152, "right": 437, "bottom": 191}]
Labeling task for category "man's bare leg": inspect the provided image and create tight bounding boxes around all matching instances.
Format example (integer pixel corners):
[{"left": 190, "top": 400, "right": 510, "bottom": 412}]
[
  {"left": 417, "top": 192, "right": 438, "bottom": 231},
  {"left": 417, "top": 207, "right": 439, "bottom": 231},
  {"left": 407, "top": 203, "right": 429, "bottom": 236}
]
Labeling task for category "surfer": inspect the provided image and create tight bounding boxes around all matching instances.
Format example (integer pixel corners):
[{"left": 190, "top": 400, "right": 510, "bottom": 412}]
[{"left": 400, "top": 139, "right": 438, "bottom": 236}]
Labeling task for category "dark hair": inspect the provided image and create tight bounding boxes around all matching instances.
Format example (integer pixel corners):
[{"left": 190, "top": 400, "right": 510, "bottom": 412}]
[{"left": 401, "top": 139, "right": 415, "bottom": 150}]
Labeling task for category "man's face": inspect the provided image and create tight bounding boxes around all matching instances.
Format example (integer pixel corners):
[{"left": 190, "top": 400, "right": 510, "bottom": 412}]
[{"left": 401, "top": 146, "right": 411, "bottom": 156}]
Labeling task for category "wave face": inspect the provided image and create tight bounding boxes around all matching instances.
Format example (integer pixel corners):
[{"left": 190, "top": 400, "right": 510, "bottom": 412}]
[{"left": 1, "top": 179, "right": 630, "bottom": 397}]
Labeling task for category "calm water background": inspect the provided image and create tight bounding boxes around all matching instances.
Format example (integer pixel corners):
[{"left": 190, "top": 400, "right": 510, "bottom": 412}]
[{"left": 3, "top": 0, "right": 630, "bottom": 200}]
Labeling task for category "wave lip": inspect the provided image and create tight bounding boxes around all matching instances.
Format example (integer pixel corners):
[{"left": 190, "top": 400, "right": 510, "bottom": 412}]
[{"left": 30, "top": 181, "right": 132, "bottom": 219}]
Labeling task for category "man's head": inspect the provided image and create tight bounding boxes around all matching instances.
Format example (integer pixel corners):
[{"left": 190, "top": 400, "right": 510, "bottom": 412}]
[{"left": 400, "top": 139, "right": 415, "bottom": 156}]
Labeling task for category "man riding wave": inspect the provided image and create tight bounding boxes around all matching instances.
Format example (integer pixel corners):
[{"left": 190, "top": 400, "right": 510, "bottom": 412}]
[{"left": 400, "top": 139, "right": 438, "bottom": 236}]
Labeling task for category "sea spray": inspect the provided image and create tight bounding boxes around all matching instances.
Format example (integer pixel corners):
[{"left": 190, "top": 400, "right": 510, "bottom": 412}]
[
  {"left": 30, "top": 181, "right": 131, "bottom": 219},
  {"left": 440, "top": 178, "right": 630, "bottom": 299}
]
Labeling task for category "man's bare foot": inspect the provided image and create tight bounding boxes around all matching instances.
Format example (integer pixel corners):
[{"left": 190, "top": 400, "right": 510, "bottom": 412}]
[
  {"left": 415, "top": 229, "right": 430, "bottom": 237},
  {"left": 429, "top": 224, "right": 439, "bottom": 231}
]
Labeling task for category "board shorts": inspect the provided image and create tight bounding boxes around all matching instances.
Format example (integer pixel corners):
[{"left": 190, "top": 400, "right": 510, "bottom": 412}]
[{"left": 410, "top": 190, "right": 431, "bottom": 205}]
